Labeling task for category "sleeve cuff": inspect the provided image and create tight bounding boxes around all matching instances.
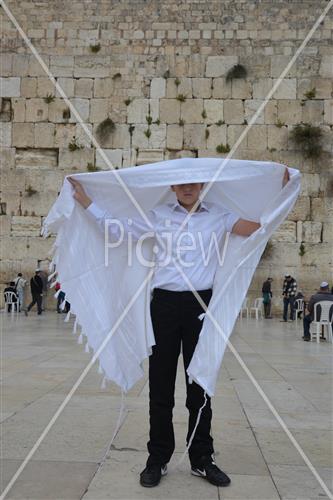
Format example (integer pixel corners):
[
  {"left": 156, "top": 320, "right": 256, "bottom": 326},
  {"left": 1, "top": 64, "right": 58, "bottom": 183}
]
[{"left": 86, "top": 202, "right": 105, "bottom": 219}]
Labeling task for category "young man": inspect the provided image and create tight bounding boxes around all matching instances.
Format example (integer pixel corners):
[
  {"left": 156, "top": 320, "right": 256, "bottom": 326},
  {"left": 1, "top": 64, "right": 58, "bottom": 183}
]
[{"left": 68, "top": 170, "right": 288, "bottom": 488}]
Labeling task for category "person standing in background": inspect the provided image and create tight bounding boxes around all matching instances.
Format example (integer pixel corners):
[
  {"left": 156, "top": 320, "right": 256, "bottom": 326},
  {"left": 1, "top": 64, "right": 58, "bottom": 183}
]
[
  {"left": 282, "top": 274, "right": 297, "bottom": 321},
  {"left": 38, "top": 269, "right": 49, "bottom": 311},
  {"left": 262, "top": 277, "right": 273, "bottom": 318},
  {"left": 14, "top": 273, "right": 26, "bottom": 312},
  {"left": 25, "top": 269, "right": 43, "bottom": 316}
]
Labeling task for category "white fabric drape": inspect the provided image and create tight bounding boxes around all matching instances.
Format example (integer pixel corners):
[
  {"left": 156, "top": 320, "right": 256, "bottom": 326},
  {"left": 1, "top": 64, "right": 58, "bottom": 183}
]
[{"left": 43, "top": 158, "right": 300, "bottom": 396}]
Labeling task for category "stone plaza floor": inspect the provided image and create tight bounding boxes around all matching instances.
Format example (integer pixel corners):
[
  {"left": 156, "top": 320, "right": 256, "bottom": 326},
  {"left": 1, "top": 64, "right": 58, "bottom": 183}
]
[{"left": 1, "top": 311, "right": 332, "bottom": 499}]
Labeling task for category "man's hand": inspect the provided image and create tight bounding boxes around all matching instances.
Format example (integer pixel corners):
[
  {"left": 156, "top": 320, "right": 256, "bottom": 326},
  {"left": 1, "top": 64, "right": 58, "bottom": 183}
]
[
  {"left": 68, "top": 177, "right": 92, "bottom": 209},
  {"left": 282, "top": 167, "right": 290, "bottom": 187}
]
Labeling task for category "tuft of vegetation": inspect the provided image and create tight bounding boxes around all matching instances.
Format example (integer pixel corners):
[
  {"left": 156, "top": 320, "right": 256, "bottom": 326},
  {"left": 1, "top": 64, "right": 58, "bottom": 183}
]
[
  {"left": 268, "top": 147, "right": 277, "bottom": 153},
  {"left": 174, "top": 77, "right": 181, "bottom": 86},
  {"left": 179, "top": 118, "right": 185, "bottom": 126},
  {"left": 87, "top": 162, "right": 101, "bottom": 172},
  {"left": 299, "top": 242, "right": 306, "bottom": 256},
  {"left": 128, "top": 124, "right": 135, "bottom": 136},
  {"left": 154, "top": 118, "right": 161, "bottom": 125},
  {"left": 89, "top": 42, "right": 101, "bottom": 53},
  {"left": 96, "top": 117, "right": 116, "bottom": 143},
  {"left": 25, "top": 185, "right": 38, "bottom": 197},
  {"left": 201, "top": 109, "right": 207, "bottom": 119},
  {"left": 304, "top": 87, "right": 316, "bottom": 100},
  {"left": 44, "top": 94, "right": 55, "bottom": 103},
  {"left": 62, "top": 107, "right": 71, "bottom": 120},
  {"left": 68, "top": 139, "right": 84, "bottom": 152},
  {"left": 290, "top": 123, "right": 323, "bottom": 158},
  {"left": 275, "top": 119, "right": 285, "bottom": 128},
  {"left": 205, "top": 128, "right": 210, "bottom": 139},
  {"left": 226, "top": 64, "right": 247, "bottom": 82},
  {"left": 216, "top": 143, "right": 231, "bottom": 154},
  {"left": 216, "top": 119, "right": 225, "bottom": 126},
  {"left": 144, "top": 128, "right": 151, "bottom": 138},
  {"left": 112, "top": 72, "right": 122, "bottom": 80},
  {"left": 176, "top": 94, "right": 186, "bottom": 102},
  {"left": 146, "top": 115, "right": 153, "bottom": 125},
  {"left": 163, "top": 70, "right": 170, "bottom": 79},
  {"left": 124, "top": 98, "right": 132, "bottom": 106}
]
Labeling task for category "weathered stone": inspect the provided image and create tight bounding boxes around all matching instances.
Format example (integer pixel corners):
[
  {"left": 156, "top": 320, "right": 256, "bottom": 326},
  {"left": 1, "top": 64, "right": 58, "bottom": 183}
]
[
  {"left": 180, "top": 99, "right": 203, "bottom": 123},
  {"left": 136, "top": 149, "right": 164, "bottom": 165},
  {"left": 21, "top": 78, "right": 37, "bottom": 98},
  {"left": 319, "top": 55, "right": 333, "bottom": 78},
  {"left": 131, "top": 124, "right": 149, "bottom": 149},
  {"left": 34, "top": 123, "right": 55, "bottom": 148},
  {"left": 212, "top": 78, "right": 231, "bottom": 99},
  {"left": 48, "top": 99, "right": 72, "bottom": 123},
  {"left": 227, "top": 125, "right": 247, "bottom": 148},
  {"left": 247, "top": 125, "right": 267, "bottom": 150},
  {"left": 56, "top": 78, "right": 75, "bottom": 98},
  {"left": 166, "top": 124, "right": 183, "bottom": 150},
  {"left": 264, "top": 101, "right": 278, "bottom": 124},
  {"left": 111, "top": 124, "right": 131, "bottom": 149},
  {"left": 166, "top": 78, "right": 192, "bottom": 98},
  {"left": 302, "top": 221, "right": 322, "bottom": 243},
  {"left": 68, "top": 98, "right": 90, "bottom": 123},
  {"left": 311, "top": 197, "right": 333, "bottom": 222},
  {"left": 183, "top": 124, "right": 206, "bottom": 149},
  {"left": 11, "top": 99, "right": 25, "bottom": 122},
  {"left": 58, "top": 147, "right": 94, "bottom": 169},
  {"left": 192, "top": 78, "right": 211, "bottom": 98},
  {"left": 127, "top": 99, "right": 149, "bottom": 123},
  {"left": 224, "top": 99, "right": 244, "bottom": 124},
  {"left": 75, "top": 78, "right": 94, "bottom": 98},
  {"left": 301, "top": 100, "right": 324, "bottom": 125},
  {"left": 54, "top": 124, "right": 76, "bottom": 148},
  {"left": 50, "top": 56, "right": 75, "bottom": 77},
  {"left": 12, "top": 123, "right": 34, "bottom": 148},
  {"left": 271, "top": 221, "right": 296, "bottom": 242},
  {"left": 300, "top": 173, "right": 321, "bottom": 197},
  {"left": 74, "top": 56, "right": 110, "bottom": 78},
  {"left": 273, "top": 79, "right": 297, "bottom": 99},
  {"left": 324, "top": 100, "right": 333, "bottom": 125},
  {"left": 159, "top": 99, "right": 180, "bottom": 124},
  {"left": 288, "top": 196, "right": 311, "bottom": 221},
  {"left": 203, "top": 100, "right": 223, "bottom": 124},
  {"left": 231, "top": 79, "right": 252, "bottom": 99},
  {"left": 277, "top": 100, "right": 302, "bottom": 125},
  {"left": 15, "top": 148, "right": 58, "bottom": 170},
  {"left": 11, "top": 216, "right": 41, "bottom": 237},
  {"left": 96, "top": 149, "right": 122, "bottom": 169},
  {"left": 150, "top": 78, "right": 166, "bottom": 98},
  {"left": 270, "top": 56, "right": 296, "bottom": 78},
  {"left": 25, "top": 99, "right": 48, "bottom": 122},
  {"left": 0, "top": 123, "right": 12, "bottom": 148},
  {"left": 267, "top": 125, "right": 288, "bottom": 150},
  {"left": 205, "top": 56, "right": 238, "bottom": 77},
  {"left": 75, "top": 123, "right": 93, "bottom": 148},
  {"left": 36, "top": 78, "right": 55, "bottom": 98},
  {"left": 322, "top": 222, "right": 333, "bottom": 243},
  {"left": 0, "top": 78, "right": 20, "bottom": 97},
  {"left": 149, "top": 124, "right": 167, "bottom": 149},
  {"left": 252, "top": 79, "right": 273, "bottom": 99},
  {"left": 206, "top": 124, "right": 227, "bottom": 150},
  {"left": 89, "top": 99, "right": 110, "bottom": 123},
  {"left": 93, "top": 78, "right": 113, "bottom": 98}
]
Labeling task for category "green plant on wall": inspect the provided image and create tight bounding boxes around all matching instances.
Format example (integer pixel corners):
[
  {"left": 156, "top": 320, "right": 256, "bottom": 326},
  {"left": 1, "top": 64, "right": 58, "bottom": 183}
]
[
  {"left": 290, "top": 123, "right": 323, "bottom": 158},
  {"left": 304, "top": 87, "right": 316, "bottom": 99},
  {"left": 68, "top": 139, "right": 84, "bottom": 152},
  {"left": 216, "top": 119, "right": 224, "bottom": 126},
  {"left": 174, "top": 78, "right": 181, "bottom": 86},
  {"left": 96, "top": 117, "right": 116, "bottom": 143},
  {"left": 299, "top": 242, "right": 306, "bottom": 256},
  {"left": 25, "top": 185, "right": 38, "bottom": 197},
  {"left": 87, "top": 162, "right": 101, "bottom": 172},
  {"left": 144, "top": 128, "right": 151, "bottom": 139},
  {"left": 226, "top": 64, "right": 247, "bottom": 82},
  {"left": 176, "top": 94, "right": 186, "bottom": 102},
  {"left": 44, "top": 94, "right": 55, "bottom": 103},
  {"left": 216, "top": 143, "right": 230, "bottom": 154},
  {"left": 89, "top": 42, "right": 101, "bottom": 53},
  {"left": 62, "top": 107, "right": 71, "bottom": 120},
  {"left": 124, "top": 98, "right": 132, "bottom": 106},
  {"left": 146, "top": 115, "right": 153, "bottom": 125}
]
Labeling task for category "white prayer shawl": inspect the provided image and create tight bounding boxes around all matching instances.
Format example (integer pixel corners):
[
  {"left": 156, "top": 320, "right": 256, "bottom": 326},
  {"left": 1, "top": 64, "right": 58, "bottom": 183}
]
[{"left": 43, "top": 158, "right": 300, "bottom": 396}]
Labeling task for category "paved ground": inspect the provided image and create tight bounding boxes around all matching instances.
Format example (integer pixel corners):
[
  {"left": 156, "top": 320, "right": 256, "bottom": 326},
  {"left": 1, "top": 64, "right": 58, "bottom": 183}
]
[{"left": 1, "top": 311, "right": 332, "bottom": 500}]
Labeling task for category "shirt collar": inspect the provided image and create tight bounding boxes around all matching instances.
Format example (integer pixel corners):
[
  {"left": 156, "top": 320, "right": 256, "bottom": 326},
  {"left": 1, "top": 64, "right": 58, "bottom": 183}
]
[{"left": 171, "top": 200, "right": 210, "bottom": 213}]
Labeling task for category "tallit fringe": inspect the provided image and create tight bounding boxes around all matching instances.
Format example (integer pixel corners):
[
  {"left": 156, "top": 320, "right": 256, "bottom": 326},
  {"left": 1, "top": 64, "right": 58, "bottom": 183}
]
[{"left": 64, "top": 310, "right": 71, "bottom": 322}]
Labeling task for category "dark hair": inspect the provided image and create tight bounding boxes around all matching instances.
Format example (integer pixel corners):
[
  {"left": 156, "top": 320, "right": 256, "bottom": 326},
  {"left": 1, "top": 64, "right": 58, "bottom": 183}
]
[
  {"left": 18, "top": 273, "right": 22, "bottom": 276},
  {"left": 9, "top": 281, "right": 15, "bottom": 286}
]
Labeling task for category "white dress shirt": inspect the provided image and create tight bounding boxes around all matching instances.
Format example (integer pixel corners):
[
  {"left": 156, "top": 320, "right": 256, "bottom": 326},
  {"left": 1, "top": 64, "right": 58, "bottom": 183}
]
[{"left": 87, "top": 200, "right": 239, "bottom": 292}]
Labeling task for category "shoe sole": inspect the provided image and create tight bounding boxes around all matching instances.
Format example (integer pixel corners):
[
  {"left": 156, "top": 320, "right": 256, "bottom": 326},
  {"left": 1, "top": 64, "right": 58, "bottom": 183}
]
[{"left": 191, "top": 469, "right": 231, "bottom": 487}]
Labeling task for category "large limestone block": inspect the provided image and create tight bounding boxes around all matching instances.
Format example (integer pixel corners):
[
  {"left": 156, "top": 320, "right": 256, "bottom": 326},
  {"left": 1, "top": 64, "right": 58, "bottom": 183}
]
[
  {"left": 12, "top": 123, "right": 34, "bottom": 148},
  {"left": 21, "top": 78, "right": 37, "bottom": 98},
  {"left": 273, "top": 79, "right": 297, "bottom": 99},
  {"left": 166, "top": 78, "right": 192, "bottom": 98},
  {"left": 227, "top": 125, "right": 247, "bottom": 148},
  {"left": 54, "top": 124, "right": 76, "bottom": 147},
  {"left": 1, "top": 237, "right": 30, "bottom": 260},
  {"left": 181, "top": 99, "right": 203, "bottom": 123},
  {"left": 0, "top": 78, "right": 20, "bottom": 97},
  {"left": 150, "top": 78, "right": 166, "bottom": 98},
  {"left": 231, "top": 79, "right": 252, "bottom": 99},
  {"left": 300, "top": 173, "right": 320, "bottom": 197},
  {"left": 75, "top": 123, "right": 93, "bottom": 148},
  {"left": 0, "top": 148, "right": 15, "bottom": 169},
  {"left": 244, "top": 99, "right": 264, "bottom": 124},
  {"left": 183, "top": 124, "right": 206, "bottom": 149},
  {"left": 56, "top": 78, "right": 75, "bottom": 98},
  {"left": 131, "top": 124, "right": 149, "bottom": 149},
  {"left": 205, "top": 56, "right": 238, "bottom": 77},
  {"left": 21, "top": 191, "right": 58, "bottom": 216},
  {"left": 322, "top": 222, "right": 333, "bottom": 243},
  {"left": 277, "top": 100, "right": 302, "bottom": 125},
  {"left": 203, "top": 100, "right": 223, "bottom": 124},
  {"left": 270, "top": 56, "right": 296, "bottom": 78},
  {"left": 324, "top": 100, "right": 333, "bottom": 125},
  {"left": 36, "top": 77, "right": 55, "bottom": 97},
  {"left": 34, "top": 123, "right": 55, "bottom": 148},
  {"left": 302, "top": 221, "right": 322, "bottom": 243},
  {"left": 264, "top": 101, "right": 278, "bottom": 124},
  {"left": 297, "top": 78, "right": 332, "bottom": 99},
  {"left": 267, "top": 125, "right": 288, "bottom": 150},
  {"left": 49, "top": 99, "right": 72, "bottom": 123},
  {"left": 74, "top": 56, "right": 110, "bottom": 78},
  {"left": 271, "top": 221, "right": 296, "bottom": 242},
  {"left": 68, "top": 98, "right": 90, "bottom": 123},
  {"left": 96, "top": 149, "right": 122, "bottom": 169},
  {"left": 28, "top": 55, "right": 50, "bottom": 77},
  {"left": 0, "top": 123, "right": 12, "bottom": 147},
  {"left": 93, "top": 78, "right": 113, "bottom": 98},
  {"left": 75, "top": 78, "right": 93, "bottom": 98},
  {"left": 136, "top": 149, "right": 164, "bottom": 165},
  {"left": 58, "top": 147, "right": 94, "bottom": 170},
  {"left": 301, "top": 100, "right": 324, "bottom": 125},
  {"left": 247, "top": 125, "right": 267, "bottom": 150},
  {"left": 319, "top": 55, "right": 333, "bottom": 78},
  {"left": 127, "top": 99, "right": 149, "bottom": 123},
  {"left": 149, "top": 99, "right": 159, "bottom": 122},
  {"left": 253, "top": 78, "right": 273, "bottom": 99},
  {"left": 112, "top": 124, "right": 131, "bottom": 149},
  {"left": 11, "top": 216, "right": 41, "bottom": 237},
  {"left": 192, "top": 78, "right": 211, "bottom": 98},
  {"left": 159, "top": 99, "right": 180, "bottom": 124},
  {"left": 12, "top": 99, "right": 25, "bottom": 122},
  {"left": 311, "top": 197, "right": 333, "bottom": 222},
  {"left": 212, "top": 78, "right": 231, "bottom": 99},
  {"left": 206, "top": 125, "right": 227, "bottom": 150},
  {"left": 288, "top": 196, "right": 310, "bottom": 222},
  {"left": 224, "top": 100, "right": 244, "bottom": 124},
  {"left": 25, "top": 99, "right": 48, "bottom": 122},
  {"left": 90, "top": 99, "right": 110, "bottom": 123},
  {"left": 50, "top": 56, "right": 74, "bottom": 77},
  {"left": 166, "top": 124, "right": 183, "bottom": 150},
  {"left": 15, "top": 148, "right": 58, "bottom": 170},
  {"left": 149, "top": 124, "right": 166, "bottom": 149},
  {"left": 0, "top": 54, "right": 12, "bottom": 77}
]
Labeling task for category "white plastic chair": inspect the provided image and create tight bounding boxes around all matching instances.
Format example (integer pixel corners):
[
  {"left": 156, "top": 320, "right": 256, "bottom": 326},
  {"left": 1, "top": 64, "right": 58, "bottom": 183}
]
[
  {"left": 310, "top": 301, "right": 333, "bottom": 343},
  {"left": 294, "top": 298, "right": 304, "bottom": 324},
  {"left": 250, "top": 297, "right": 264, "bottom": 320},
  {"left": 239, "top": 297, "right": 249, "bottom": 319},
  {"left": 4, "top": 291, "right": 19, "bottom": 314}
]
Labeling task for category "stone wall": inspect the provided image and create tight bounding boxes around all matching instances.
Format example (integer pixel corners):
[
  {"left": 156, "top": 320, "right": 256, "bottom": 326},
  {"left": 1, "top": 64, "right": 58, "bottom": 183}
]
[{"left": 1, "top": 0, "right": 332, "bottom": 310}]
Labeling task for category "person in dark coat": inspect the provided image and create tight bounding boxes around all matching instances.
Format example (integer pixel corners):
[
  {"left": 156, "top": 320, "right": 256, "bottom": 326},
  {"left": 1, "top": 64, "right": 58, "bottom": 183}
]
[
  {"left": 262, "top": 278, "right": 273, "bottom": 318},
  {"left": 303, "top": 282, "right": 333, "bottom": 341},
  {"left": 282, "top": 274, "right": 297, "bottom": 321},
  {"left": 25, "top": 269, "right": 43, "bottom": 316},
  {"left": 4, "top": 282, "right": 18, "bottom": 312}
]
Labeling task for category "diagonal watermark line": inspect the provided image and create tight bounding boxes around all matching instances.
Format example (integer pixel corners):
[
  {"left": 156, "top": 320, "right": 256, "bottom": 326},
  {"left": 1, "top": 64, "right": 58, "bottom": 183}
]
[
  {"left": 0, "top": 269, "right": 154, "bottom": 500},
  {"left": 1, "top": 0, "right": 332, "bottom": 498}
]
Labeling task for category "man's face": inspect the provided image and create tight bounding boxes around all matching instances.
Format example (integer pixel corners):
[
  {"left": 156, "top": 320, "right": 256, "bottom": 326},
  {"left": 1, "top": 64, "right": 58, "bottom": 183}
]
[{"left": 171, "top": 183, "right": 203, "bottom": 207}]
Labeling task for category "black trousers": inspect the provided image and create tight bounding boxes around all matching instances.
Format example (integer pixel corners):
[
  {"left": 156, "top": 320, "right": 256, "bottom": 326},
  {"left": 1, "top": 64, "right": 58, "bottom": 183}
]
[
  {"left": 27, "top": 293, "right": 42, "bottom": 314},
  {"left": 147, "top": 288, "right": 214, "bottom": 467}
]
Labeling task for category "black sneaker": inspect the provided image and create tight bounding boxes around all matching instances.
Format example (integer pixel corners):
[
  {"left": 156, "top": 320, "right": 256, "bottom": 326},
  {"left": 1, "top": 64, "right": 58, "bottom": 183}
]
[
  {"left": 140, "top": 464, "right": 167, "bottom": 487},
  {"left": 191, "top": 459, "right": 230, "bottom": 487}
]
